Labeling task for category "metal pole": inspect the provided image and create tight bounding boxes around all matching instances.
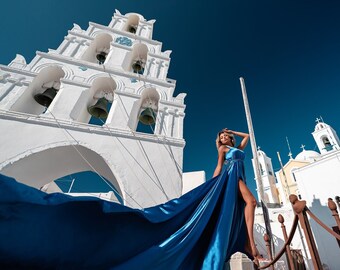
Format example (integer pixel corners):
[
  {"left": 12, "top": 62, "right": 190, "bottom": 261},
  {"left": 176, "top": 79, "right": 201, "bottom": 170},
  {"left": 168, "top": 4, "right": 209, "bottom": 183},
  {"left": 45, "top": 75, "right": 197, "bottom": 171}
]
[
  {"left": 240, "top": 77, "right": 276, "bottom": 257},
  {"left": 277, "top": 152, "right": 291, "bottom": 199},
  {"left": 278, "top": 152, "right": 311, "bottom": 269},
  {"left": 239, "top": 77, "right": 265, "bottom": 203}
]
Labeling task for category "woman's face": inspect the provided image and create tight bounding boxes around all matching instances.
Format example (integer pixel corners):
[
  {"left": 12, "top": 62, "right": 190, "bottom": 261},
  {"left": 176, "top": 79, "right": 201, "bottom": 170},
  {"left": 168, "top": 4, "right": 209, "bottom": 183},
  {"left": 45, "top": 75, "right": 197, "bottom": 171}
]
[{"left": 219, "top": 132, "right": 232, "bottom": 146}]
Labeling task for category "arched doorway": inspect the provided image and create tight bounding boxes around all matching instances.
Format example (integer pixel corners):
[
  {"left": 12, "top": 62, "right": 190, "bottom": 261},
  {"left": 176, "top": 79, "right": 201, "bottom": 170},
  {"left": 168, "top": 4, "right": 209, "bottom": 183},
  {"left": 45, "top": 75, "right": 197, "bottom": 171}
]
[{"left": 1, "top": 144, "right": 124, "bottom": 204}]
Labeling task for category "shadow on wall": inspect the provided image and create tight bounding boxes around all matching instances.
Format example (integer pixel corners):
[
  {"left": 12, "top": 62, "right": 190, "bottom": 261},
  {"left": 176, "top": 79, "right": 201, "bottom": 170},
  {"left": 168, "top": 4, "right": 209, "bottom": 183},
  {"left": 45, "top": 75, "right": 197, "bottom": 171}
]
[{"left": 308, "top": 195, "right": 339, "bottom": 270}]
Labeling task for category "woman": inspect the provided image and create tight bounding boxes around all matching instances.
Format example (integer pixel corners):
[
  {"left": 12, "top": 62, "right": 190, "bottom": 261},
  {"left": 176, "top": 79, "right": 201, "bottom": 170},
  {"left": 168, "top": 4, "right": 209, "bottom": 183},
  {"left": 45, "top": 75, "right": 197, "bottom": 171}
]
[
  {"left": 0, "top": 129, "right": 261, "bottom": 270},
  {"left": 213, "top": 128, "right": 260, "bottom": 264}
]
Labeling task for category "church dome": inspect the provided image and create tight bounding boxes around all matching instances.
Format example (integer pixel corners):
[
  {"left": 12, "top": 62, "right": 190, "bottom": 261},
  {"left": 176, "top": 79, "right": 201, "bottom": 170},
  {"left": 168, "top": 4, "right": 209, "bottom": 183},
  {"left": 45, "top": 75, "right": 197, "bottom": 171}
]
[{"left": 295, "top": 149, "right": 320, "bottom": 162}]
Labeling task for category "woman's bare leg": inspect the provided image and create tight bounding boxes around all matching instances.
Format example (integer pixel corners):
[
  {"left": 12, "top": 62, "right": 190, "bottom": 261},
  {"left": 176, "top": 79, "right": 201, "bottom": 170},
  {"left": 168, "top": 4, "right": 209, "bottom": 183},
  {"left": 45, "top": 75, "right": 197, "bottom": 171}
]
[{"left": 238, "top": 179, "right": 258, "bottom": 258}]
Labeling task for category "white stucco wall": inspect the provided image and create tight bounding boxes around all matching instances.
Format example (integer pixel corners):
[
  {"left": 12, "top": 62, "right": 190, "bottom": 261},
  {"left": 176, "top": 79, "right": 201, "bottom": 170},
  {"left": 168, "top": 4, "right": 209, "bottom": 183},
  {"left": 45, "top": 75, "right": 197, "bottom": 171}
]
[
  {"left": 293, "top": 151, "right": 340, "bottom": 270},
  {"left": 0, "top": 10, "right": 188, "bottom": 209},
  {"left": 182, "top": 171, "right": 206, "bottom": 194},
  {"left": 0, "top": 115, "right": 184, "bottom": 208}
]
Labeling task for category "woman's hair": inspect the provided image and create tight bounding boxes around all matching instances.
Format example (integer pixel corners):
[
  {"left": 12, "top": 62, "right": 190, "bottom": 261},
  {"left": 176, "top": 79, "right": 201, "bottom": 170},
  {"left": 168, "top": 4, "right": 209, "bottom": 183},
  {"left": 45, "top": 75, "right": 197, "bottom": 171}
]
[{"left": 216, "top": 130, "right": 235, "bottom": 149}]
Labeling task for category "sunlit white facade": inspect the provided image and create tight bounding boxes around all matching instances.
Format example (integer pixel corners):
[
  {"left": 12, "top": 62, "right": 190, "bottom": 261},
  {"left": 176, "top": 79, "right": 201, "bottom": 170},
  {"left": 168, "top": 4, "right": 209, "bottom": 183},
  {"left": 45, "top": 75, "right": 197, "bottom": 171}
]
[
  {"left": 254, "top": 119, "right": 340, "bottom": 270},
  {"left": 0, "top": 10, "right": 194, "bottom": 208}
]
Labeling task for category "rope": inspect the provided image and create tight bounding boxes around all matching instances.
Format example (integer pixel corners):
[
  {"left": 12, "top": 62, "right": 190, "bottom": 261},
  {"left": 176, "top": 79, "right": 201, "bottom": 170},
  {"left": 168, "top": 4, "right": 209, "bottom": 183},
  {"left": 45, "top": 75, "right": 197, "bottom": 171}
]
[
  {"left": 102, "top": 62, "right": 175, "bottom": 199},
  {"left": 258, "top": 215, "right": 299, "bottom": 269},
  {"left": 102, "top": 64, "right": 167, "bottom": 194},
  {"left": 98, "top": 117, "right": 166, "bottom": 202},
  {"left": 138, "top": 76, "right": 183, "bottom": 194},
  {"left": 133, "top": 54, "right": 184, "bottom": 181},
  {"left": 306, "top": 208, "right": 340, "bottom": 241},
  {"left": 146, "top": 120, "right": 182, "bottom": 192},
  {"left": 47, "top": 108, "right": 144, "bottom": 209},
  {"left": 129, "top": 47, "right": 185, "bottom": 181},
  {"left": 41, "top": 44, "right": 185, "bottom": 207}
]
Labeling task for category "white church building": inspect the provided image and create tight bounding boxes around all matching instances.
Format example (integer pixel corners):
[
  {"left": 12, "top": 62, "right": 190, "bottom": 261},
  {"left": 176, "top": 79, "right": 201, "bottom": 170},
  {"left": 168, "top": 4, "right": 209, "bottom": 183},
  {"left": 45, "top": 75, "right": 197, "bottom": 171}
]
[
  {"left": 2, "top": 8, "right": 339, "bottom": 270},
  {"left": 0, "top": 10, "right": 205, "bottom": 209},
  {"left": 254, "top": 118, "right": 340, "bottom": 270}
]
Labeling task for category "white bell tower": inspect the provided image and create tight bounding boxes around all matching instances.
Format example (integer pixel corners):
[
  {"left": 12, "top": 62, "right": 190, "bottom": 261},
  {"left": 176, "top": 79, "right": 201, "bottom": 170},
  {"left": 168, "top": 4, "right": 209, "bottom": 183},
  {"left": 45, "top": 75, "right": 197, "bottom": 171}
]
[
  {"left": 253, "top": 148, "right": 279, "bottom": 204},
  {"left": 0, "top": 10, "right": 187, "bottom": 208},
  {"left": 312, "top": 118, "right": 340, "bottom": 154}
]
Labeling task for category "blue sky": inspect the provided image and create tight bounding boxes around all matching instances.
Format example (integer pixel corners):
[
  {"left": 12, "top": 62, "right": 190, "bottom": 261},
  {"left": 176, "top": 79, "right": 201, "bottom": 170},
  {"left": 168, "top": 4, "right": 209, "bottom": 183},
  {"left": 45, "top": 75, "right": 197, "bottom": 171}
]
[{"left": 2, "top": 0, "right": 340, "bottom": 198}]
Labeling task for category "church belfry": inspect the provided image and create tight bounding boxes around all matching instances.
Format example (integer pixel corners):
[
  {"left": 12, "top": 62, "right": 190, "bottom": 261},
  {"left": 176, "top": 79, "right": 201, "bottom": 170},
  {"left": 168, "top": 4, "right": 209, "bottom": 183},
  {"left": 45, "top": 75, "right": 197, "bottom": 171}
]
[
  {"left": 253, "top": 148, "right": 279, "bottom": 204},
  {"left": 312, "top": 118, "right": 340, "bottom": 154},
  {"left": 0, "top": 10, "right": 187, "bottom": 208}
]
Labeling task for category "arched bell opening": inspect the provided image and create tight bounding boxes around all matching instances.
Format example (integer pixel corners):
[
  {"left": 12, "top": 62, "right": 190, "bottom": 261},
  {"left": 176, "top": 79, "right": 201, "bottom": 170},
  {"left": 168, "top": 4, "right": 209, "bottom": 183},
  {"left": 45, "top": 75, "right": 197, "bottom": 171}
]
[
  {"left": 123, "top": 14, "right": 140, "bottom": 34},
  {"left": 34, "top": 81, "right": 59, "bottom": 108},
  {"left": 136, "top": 88, "right": 160, "bottom": 134},
  {"left": 10, "top": 66, "right": 65, "bottom": 115},
  {"left": 131, "top": 43, "right": 148, "bottom": 75},
  {"left": 81, "top": 33, "right": 113, "bottom": 65},
  {"left": 259, "top": 163, "right": 264, "bottom": 175},
  {"left": 321, "top": 136, "right": 333, "bottom": 151},
  {"left": 87, "top": 77, "right": 116, "bottom": 126},
  {"left": 122, "top": 43, "right": 148, "bottom": 75},
  {"left": 1, "top": 145, "right": 124, "bottom": 204}
]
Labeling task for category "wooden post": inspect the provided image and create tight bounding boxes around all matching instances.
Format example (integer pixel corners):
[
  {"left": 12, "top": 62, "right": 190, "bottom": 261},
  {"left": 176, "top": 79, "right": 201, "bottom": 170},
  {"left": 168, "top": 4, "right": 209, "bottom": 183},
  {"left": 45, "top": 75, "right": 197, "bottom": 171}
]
[
  {"left": 289, "top": 194, "right": 323, "bottom": 270},
  {"left": 278, "top": 214, "right": 295, "bottom": 270},
  {"left": 263, "top": 234, "right": 274, "bottom": 270},
  {"left": 328, "top": 198, "right": 340, "bottom": 231}
]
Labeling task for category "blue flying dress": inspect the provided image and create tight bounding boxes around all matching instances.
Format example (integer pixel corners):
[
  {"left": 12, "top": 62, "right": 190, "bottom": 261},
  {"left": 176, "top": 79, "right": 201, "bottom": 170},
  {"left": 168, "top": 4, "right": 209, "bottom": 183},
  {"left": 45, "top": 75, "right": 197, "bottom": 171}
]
[{"left": 0, "top": 146, "right": 247, "bottom": 269}]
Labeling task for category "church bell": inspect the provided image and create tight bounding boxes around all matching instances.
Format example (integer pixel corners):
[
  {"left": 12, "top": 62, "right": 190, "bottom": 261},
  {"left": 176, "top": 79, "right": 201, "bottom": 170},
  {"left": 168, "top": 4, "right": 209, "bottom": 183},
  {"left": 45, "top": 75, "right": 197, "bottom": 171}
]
[
  {"left": 88, "top": 97, "right": 109, "bottom": 119},
  {"left": 96, "top": 52, "right": 107, "bottom": 65},
  {"left": 139, "top": 107, "right": 156, "bottom": 125},
  {"left": 132, "top": 60, "right": 144, "bottom": 74},
  {"left": 34, "top": 87, "right": 58, "bottom": 107},
  {"left": 128, "top": 25, "right": 137, "bottom": 34}
]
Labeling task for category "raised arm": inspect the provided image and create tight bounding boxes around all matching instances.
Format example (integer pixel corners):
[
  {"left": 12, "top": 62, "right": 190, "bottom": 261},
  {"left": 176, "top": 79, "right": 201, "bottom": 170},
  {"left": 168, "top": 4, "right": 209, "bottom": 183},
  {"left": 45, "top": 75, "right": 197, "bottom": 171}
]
[
  {"left": 213, "top": 146, "right": 226, "bottom": 177},
  {"left": 228, "top": 129, "right": 249, "bottom": 150}
]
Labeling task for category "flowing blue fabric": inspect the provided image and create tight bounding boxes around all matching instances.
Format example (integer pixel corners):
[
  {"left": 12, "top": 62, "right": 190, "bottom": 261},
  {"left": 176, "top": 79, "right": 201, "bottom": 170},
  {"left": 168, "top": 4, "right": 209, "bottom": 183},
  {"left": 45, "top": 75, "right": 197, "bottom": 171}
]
[{"left": 0, "top": 147, "right": 247, "bottom": 270}]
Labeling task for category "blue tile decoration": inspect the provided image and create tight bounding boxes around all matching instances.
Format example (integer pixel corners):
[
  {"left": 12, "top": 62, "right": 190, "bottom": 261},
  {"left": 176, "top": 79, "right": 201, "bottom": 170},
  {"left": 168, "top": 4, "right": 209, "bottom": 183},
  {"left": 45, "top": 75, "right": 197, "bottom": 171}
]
[
  {"left": 115, "top": 36, "right": 133, "bottom": 47},
  {"left": 78, "top": 66, "right": 88, "bottom": 71}
]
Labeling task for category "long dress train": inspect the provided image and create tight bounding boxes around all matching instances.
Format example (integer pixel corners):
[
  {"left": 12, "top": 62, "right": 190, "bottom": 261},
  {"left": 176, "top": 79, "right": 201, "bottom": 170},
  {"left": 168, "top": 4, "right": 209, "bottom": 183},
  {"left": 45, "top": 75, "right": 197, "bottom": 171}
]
[{"left": 0, "top": 147, "right": 247, "bottom": 269}]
